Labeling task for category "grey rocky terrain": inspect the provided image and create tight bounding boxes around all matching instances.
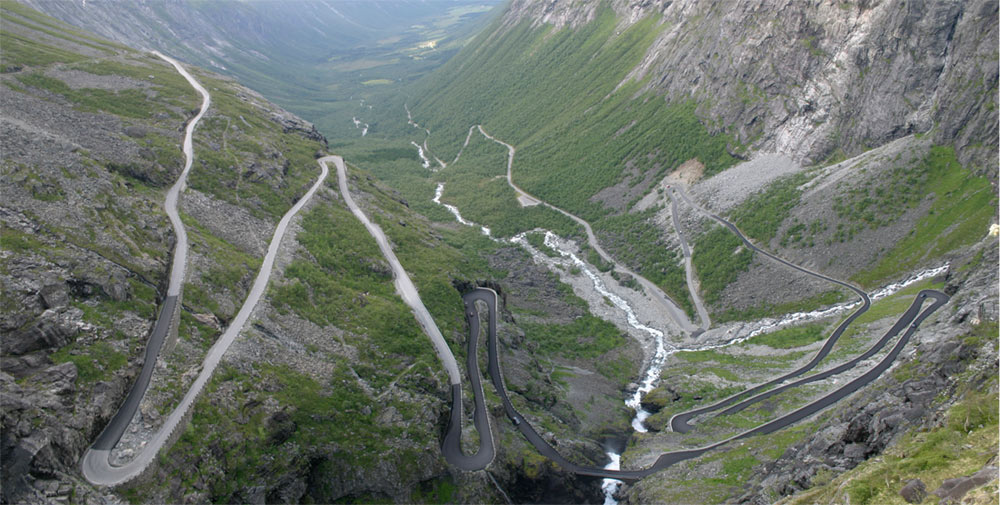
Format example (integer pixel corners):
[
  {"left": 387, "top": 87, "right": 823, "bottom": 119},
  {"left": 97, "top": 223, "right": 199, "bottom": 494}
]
[
  {"left": 4, "top": 1, "right": 997, "bottom": 504},
  {"left": 503, "top": 0, "right": 998, "bottom": 172}
]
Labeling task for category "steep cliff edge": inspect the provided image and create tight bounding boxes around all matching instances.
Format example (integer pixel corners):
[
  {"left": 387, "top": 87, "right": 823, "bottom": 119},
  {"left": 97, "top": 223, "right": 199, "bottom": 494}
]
[{"left": 499, "top": 0, "right": 998, "bottom": 172}]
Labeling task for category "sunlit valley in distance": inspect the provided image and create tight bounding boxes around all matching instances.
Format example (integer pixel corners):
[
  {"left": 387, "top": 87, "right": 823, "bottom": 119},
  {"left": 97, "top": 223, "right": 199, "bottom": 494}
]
[{"left": 1, "top": 1, "right": 998, "bottom": 504}]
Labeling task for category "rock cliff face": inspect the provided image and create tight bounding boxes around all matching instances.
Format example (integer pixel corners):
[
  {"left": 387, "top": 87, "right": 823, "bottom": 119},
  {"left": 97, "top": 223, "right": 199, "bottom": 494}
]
[
  {"left": 5, "top": 1, "right": 997, "bottom": 504},
  {"left": 501, "top": 0, "right": 998, "bottom": 171}
]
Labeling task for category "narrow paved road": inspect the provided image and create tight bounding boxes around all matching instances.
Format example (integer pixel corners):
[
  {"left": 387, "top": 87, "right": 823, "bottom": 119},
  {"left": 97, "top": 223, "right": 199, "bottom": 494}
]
[
  {"left": 666, "top": 189, "right": 711, "bottom": 331},
  {"left": 86, "top": 51, "right": 212, "bottom": 455},
  {"left": 81, "top": 50, "right": 209, "bottom": 485},
  {"left": 82, "top": 52, "right": 329, "bottom": 485},
  {"left": 475, "top": 126, "right": 700, "bottom": 335},
  {"left": 460, "top": 286, "right": 946, "bottom": 480},
  {"left": 158, "top": 51, "right": 209, "bottom": 297},
  {"left": 667, "top": 185, "right": 872, "bottom": 433},
  {"left": 440, "top": 300, "right": 495, "bottom": 470},
  {"left": 329, "top": 155, "right": 462, "bottom": 386},
  {"left": 396, "top": 112, "right": 948, "bottom": 482}
]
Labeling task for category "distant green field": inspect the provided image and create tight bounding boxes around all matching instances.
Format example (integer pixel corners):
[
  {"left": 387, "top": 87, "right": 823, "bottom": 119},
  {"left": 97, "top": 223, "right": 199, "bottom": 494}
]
[{"left": 408, "top": 8, "right": 739, "bottom": 221}]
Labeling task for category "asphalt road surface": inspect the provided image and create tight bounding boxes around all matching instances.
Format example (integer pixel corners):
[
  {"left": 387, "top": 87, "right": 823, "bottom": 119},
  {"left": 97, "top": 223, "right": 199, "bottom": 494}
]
[
  {"left": 455, "top": 287, "right": 946, "bottom": 480},
  {"left": 441, "top": 300, "right": 496, "bottom": 470},
  {"left": 81, "top": 51, "right": 211, "bottom": 485},
  {"left": 330, "top": 155, "right": 462, "bottom": 386},
  {"left": 667, "top": 186, "right": 874, "bottom": 433},
  {"left": 81, "top": 54, "right": 329, "bottom": 485},
  {"left": 666, "top": 189, "right": 712, "bottom": 331}
]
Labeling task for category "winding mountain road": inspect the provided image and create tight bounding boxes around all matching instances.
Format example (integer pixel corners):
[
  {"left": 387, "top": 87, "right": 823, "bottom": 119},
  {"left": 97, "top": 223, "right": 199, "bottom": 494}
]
[
  {"left": 81, "top": 53, "right": 329, "bottom": 486},
  {"left": 328, "top": 155, "right": 462, "bottom": 386},
  {"left": 666, "top": 185, "right": 879, "bottom": 432},
  {"left": 666, "top": 189, "right": 712, "bottom": 331},
  {"left": 426, "top": 121, "right": 947, "bottom": 478},
  {"left": 332, "top": 155, "right": 490, "bottom": 469},
  {"left": 440, "top": 300, "right": 495, "bottom": 470},
  {"left": 461, "top": 286, "right": 946, "bottom": 480},
  {"left": 378, "top": 110, "right": 950, "bottom": 482}
]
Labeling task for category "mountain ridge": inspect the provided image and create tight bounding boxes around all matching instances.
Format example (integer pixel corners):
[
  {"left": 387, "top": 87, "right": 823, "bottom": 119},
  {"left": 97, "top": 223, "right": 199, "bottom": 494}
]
[{"left": 3, "top": 1, "right": 998, "bottom": 504}]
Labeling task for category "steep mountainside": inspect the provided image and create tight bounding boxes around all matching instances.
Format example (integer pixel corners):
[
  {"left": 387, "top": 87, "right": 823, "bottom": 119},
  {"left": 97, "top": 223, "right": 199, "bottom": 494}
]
[
  {"left": 2, "top": 5, "right": 645, "bottom": 504},
  {"left": 372, "top": 1, "right": 999, "bottom": 503},
  {"left": 3, "top": 1, "right": 998, "bottom": 505},
  {"left": 492, "top": 0, "right": 999, "bottom": 171},
  {"left": 392, "top": 0, "right": 996, "bottom": 323}
]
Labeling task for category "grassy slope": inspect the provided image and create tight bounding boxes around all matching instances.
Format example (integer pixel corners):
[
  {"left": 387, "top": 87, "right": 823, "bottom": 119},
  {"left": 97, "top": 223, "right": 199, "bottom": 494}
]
[
  {"left": 372, "top": 7, "right": 742, "bottom": 317},
  {"left": 693, "top": 143, "right": 995, "bottom": 320},
  {"left": 135, "top": 175, "right": 489, "bottom": 502},
  {"left": 410, "top": 9, "right": 738, "bottom": 220},
  {"left": 852, "top": 146, "right": 996, "bottom": 287}
]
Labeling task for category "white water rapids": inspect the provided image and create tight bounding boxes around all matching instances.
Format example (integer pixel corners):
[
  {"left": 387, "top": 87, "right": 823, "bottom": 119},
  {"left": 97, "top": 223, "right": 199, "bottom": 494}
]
[
  {"left": 412, "top": 141, "right": 431, "bottom": 169},
  {"left": 409, "top": 107, "right": 950, "bottom": 503},
  {"left": 351, "top": 116, "right": 368, "bottom": 136},
  {"left": 428, "top": 183, "right": 951, "bottom": 502},
  {"left": 433, "top": 183, "right": 491, "bottom": 237}
]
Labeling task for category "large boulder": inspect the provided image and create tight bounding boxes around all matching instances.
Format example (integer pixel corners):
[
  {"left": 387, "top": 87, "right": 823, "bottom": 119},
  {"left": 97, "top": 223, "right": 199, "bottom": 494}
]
[{"left": 899, "top": 478, "right": 927, "bottom": 504}]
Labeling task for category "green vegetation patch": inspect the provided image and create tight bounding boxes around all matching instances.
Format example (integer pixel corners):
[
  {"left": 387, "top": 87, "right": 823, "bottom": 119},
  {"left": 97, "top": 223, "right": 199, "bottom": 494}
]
[
  {"left": 0, "top": 30, "right": 86, "bottom": 68},
  {"left": 692, "top": 225, "right": 754, "bottom": 305},
  {"left": 853, "top": 146, "right": 996, "bottom": 287},
  {"left": 186, "top": 74, "right": 327, "bottom": 220},
  {"left": 143, "top": 361, "right": 435, "bottom": 503},
  {"left": 0, "top": 2, "right": 126, "bottom": 51},
  {"left": 524, "top": 231, "right": 559, "bottom": 257},
  {"left": 270, "top": 202, "right": 434, "bottom": 360},
  {"left": 521, "top": 314, "right": 626, "bottom": 360},
  {"left": 333, "top": 140, "right": 453, "bottom": 224},
  {"left": 410, "top": 8, "right": 738, "bottom": 221},
  {"left": 432, "top": 131, "right": 582, "bottom": 238},
  {"left": 179, "top": 212, "right": 261, "bottom": 321},
  {"left": 50, "top": 340, "right": 127, "bottom": 384},
  {"left": 730, "top": 172, "right": 811, "bottom": 244},
  {"left": 715, "top": 289, "right": 848, "bottom": 323},
  {"left": 594, "top": 209, "right": 693, "bottom": 317},
  {"left": 742, "top": 322, "right": 828, "bottom": 350},
  {"left": 16, "top": 72, "right": 168, "bottom": 119},
  {"left": 0, "top": 225, "right": 46, "bottom": 253},
  {"left": 675, "top": 348, "right": 807, "bottom": 369}
]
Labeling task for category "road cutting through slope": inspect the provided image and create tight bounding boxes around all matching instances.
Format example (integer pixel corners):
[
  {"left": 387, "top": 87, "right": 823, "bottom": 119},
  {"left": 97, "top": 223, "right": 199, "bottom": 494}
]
[{"left": 82, "top": 52, "right": 329, "bottom": 486}]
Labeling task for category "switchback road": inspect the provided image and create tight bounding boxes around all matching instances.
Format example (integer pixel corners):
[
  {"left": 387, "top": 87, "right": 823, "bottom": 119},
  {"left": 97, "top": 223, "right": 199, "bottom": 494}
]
[
  {"left": 459, "top": 287, "right": 946, "bottom": 480},
  {"left": 475, "top": 126, "right": 701, "bottom": 336},
  {"left": 667, "top": 185, "right": 873, "bottom": 433},
  {"left": 82, "top": 53, "right": 328, "bottom": 486}
]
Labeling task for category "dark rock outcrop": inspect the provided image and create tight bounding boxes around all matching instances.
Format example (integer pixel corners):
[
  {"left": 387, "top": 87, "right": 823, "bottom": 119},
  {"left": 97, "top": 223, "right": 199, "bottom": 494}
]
[
  {"left": 900, "top": 478, "right": 927, "bottom": 504},
  {"left": 932, "top": 466, "right": 999, "bottom": 504}
]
